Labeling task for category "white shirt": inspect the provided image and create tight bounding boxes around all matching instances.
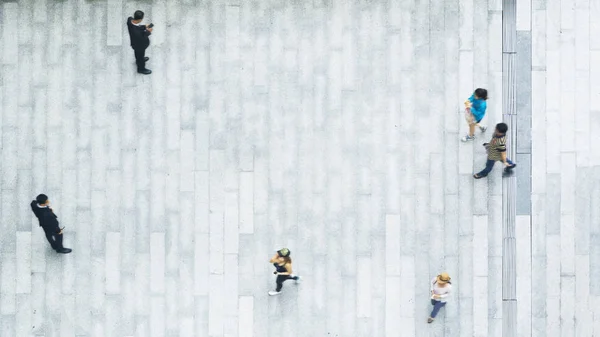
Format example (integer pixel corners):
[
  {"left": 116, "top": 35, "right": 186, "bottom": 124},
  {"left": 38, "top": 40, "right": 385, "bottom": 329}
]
[{"left": 430, "top": 277, "right": 452, "bottom": 303}]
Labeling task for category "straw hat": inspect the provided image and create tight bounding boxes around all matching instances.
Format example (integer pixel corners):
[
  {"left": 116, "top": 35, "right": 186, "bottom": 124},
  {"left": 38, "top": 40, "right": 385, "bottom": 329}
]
[{"left": 436, "top": 272, "right": 451, "bottom": 284}]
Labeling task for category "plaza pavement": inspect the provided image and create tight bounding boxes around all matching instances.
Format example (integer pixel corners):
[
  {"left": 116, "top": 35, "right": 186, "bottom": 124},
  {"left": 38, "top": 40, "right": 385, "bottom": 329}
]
[{"left": 0, "top": 0, "right": 598, "bottom": 336}]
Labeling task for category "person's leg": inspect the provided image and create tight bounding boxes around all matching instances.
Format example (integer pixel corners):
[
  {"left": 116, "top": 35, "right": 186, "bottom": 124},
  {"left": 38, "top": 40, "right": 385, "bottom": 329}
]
[
  {"left": 476, "top": 118, "right": 487, "bottom": 132},
  {"left": 45, "top": 231, "right": 58, "bottom": 250},
  {"left": 53, "top": 233, "right": 64, "bottom": 250},
  {"left": 134, "top": 49, "right": 146, "bottom": 70},
  {"left": 462, "top": 112, "right": 476, "bottom": 141},
  {"left": 475, "top": 159, "right": 496, "bottom": 178},
  {"left": 468, "top": 122, "right": 476, "bottom": 137},
  {"left": 430, "top": 301, "right": 446, "bottom": 318},
  {"left": 275, "top": 275, "right": 292, "bottom": 292}
]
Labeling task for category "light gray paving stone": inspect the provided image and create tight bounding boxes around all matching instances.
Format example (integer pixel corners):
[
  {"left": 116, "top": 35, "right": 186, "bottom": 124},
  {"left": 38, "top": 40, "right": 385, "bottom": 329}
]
[
  {"left": 1, "top": 3, "right": 18, "bottom": 64},
  {"left": 488, "top": 256, "right": 503, "bottom": 319},
  {"left": 588, "top": 0, "right": 600, "bottom": 49},
  {"left": 575, "top": 168, "right": 591, "bottom": 255},
  {"left": 531, "top": 256, "right": 547, "bottom": 337},
  {"left": 149, "top": 296, "right": 165, "bottom": 337},
  {"left": 591, "top": 235, "right": 600, "bottom": 296},
  {"left": 473, "top": 215, "right": 489, "bottom": 277},
  {"left": 473, "top": 276, "right": 489, "bottom": 336},
  {"left": 105, "top": 232, "right": 121, "bottom": 295},
  {"left": 575, "top": 255, "right": 592, "bottom": 336},
  {"left": 560, "top": 213, "right": 576, "bottom": 276},
  {"left": 516, "top": 215, "right": 532, "bottom": 335},
  {"left": 1, "top": 190, "right": 17, "bottom": 245},
  {"left": 592, "top": 110, "right": 600, "bottom": 167},
  {"left": 560, "top": 153, "right": 576, "bottom": 209},
  {"left": 560, "top": 275, "right": 576, "bottom": 336},
  {"left": 546, "top": 234, "right": 561, "bottom": 299},
  {"left": 574, "top": 3, "right": 590, "bottom": 70},
  {"left": 356, "top": 256, "right": 372, "bottom": 318},
  {"left": 545, "top": 175, "right": 561, "bottom": 235},
  {"left": 0, "top": 252, "right": 16, "bottom": 315},
  {"left": 594, "top": 296, "right": 600, "bottom": 337},
  {"left": 516, "top": 153, "right": 532, "bottom": 215},
  {"left": 1, "top": 129, "right": 17, "bottom": 190},
  {"left": 516, "top": 0, "right": 532, "bottom": 30},
  {"left": 15, "top": 294, "right": 31, "bottom": 337}
]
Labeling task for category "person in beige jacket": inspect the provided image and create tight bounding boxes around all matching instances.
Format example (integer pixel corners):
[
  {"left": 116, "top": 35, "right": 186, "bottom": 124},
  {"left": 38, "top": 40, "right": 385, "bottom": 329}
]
[{"left": 428, "top": 273, "right": 452, "bottom": 323}]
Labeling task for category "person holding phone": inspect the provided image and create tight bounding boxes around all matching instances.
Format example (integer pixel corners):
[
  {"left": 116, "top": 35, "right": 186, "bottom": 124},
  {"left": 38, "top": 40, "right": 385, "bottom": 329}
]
[
  {"left": 427, "top": 272, "right": 452, "bottom": 323},
  {"left": 126, "top": 10, "right": 153, "bottom": 74},
  {"left": 30, "top": 194, "right": 72, "bottom": 254}
]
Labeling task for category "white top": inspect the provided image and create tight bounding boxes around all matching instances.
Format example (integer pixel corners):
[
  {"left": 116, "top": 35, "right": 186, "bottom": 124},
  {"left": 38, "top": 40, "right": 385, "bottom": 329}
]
[{"left": 430, "top": 277, "right": 452, "bottom": 303}]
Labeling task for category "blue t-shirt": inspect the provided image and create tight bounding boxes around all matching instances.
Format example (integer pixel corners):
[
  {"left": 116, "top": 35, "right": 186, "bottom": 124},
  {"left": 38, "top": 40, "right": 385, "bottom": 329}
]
[{"left": 468, "top": 94, "right": 487, "bottom": 122}]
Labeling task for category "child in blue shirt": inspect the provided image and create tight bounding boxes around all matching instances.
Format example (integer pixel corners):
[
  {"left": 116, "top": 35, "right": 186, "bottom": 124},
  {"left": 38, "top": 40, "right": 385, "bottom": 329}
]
[{"left": 461, "top": 88, "right": 488, "bottom": 142}]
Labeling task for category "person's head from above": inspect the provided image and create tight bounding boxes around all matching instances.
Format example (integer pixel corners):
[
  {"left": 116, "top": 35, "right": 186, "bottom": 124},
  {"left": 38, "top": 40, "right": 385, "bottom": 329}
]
[
  {"left": 276, "top": 248, "right": 291, "bottom": 264},
  {"left": 132, "top": 10, "right": 144, "bottom": 24},
  {"left": 36, "top": 194, "right": 49, "bottom": 206},
  {"left": 495, "top": 122, "right": 508, "bottom": 136},
  {"left": 474, "top": 88, "right": 488, "bottom": 100},
  {"left": 436, "top": 272, "right": 451, "bottom": 287}
]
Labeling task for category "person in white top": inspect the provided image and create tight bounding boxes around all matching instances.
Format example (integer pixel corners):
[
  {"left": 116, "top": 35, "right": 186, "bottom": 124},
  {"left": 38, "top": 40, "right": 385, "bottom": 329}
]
[{"left": 428, "top": 272, "right": 452, "bottom": 323}]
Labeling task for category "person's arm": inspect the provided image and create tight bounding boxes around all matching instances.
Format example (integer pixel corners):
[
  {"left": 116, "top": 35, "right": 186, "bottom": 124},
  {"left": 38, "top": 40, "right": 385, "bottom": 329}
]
[
  {"left": 45, "top": 214, "right": 62, "bottom": 234},
  {"left": 438, "top": 286, "right": 451, "bottom": 298},
  {"left": 141, "top": 25, "right": 152, "bottom": 36},
  {"left": 496, "top": 140, "right": 510, "bottom": 165}
]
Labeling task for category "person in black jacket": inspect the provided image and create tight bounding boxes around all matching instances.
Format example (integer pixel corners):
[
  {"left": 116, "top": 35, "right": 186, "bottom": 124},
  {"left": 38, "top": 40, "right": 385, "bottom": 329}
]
[
  {"left": 126, "top": 10, "right": 153, "bottom": 75},
  {"left": 30, "top": 194, "right": 72, "bottom": 254}
]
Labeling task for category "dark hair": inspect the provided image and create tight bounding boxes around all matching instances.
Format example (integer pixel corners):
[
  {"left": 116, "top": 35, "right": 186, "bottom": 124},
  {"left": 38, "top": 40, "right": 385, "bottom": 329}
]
[
  {"left": 474, "top": 88, "right": 488, "bottom": 100},
  {"left": 36, "top": 194, "right": 48, "bottom": 204},
  {"left": 133, "top": 10, "right": 144, "bottom": 20},
  {"left": 496, "top": 122, "right": 508, "bottom": 134}
]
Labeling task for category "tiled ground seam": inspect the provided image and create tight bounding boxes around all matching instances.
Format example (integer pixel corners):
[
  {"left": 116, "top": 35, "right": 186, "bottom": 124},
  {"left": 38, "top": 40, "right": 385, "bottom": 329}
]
[{"left": 502, "top": 0, "right": 519, "bottom": 336}]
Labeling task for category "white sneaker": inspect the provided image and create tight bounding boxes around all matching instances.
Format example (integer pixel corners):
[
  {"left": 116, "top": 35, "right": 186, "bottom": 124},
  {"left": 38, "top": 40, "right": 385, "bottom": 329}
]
[
  {"left": 479, "top": 125, "right": 487, "bottom": 132},
  {"left": 268, "top": 290, "right": 281, "bottom": 296},
  {"left": 461, "top": 135, "right": 475, "bottom": 142}
]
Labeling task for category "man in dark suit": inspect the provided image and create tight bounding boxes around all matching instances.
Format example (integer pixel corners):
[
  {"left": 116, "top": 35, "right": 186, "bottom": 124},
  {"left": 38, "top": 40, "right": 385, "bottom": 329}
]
[
  {"left": 30, "top": 194, "right": 72, "bottom": 254},
  {"left": 126, "top": 10, "right": 153, "bottom": 75}
]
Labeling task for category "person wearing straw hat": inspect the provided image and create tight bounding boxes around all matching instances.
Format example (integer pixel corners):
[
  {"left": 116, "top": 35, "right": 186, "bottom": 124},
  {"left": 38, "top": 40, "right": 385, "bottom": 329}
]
[
  {"left": 268, "top": 248, "right": 301, "bottom": 296},
  {"left": 428, "top": 272, "right": 452, "bottom": 323}
]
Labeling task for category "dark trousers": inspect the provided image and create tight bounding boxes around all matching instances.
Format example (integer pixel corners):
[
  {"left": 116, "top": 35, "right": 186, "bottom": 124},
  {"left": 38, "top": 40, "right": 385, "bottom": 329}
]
[
  {"left": 275, "top": 275, "right": 299, "bottom": 292},
  {"left": 430, "top": 299, "right": 446, "bottom": 318},
  {"left": 477, "top": 158, "right": 515, "bottom": 177},
  {"left": 44, "top": 230, "right": 63, "bottom": 250},
  {"left": 134, "top": 48, "right": 146, "bottom": 70}
]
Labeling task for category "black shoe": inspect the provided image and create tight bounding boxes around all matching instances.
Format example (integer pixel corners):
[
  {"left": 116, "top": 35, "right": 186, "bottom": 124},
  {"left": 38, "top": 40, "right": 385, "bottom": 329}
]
[
  {"left": 138, "top": 68, "right": 152, "bottom": 75},
  {"left": 144, "top": 57, "right": 150, "bottom": 61},
  {"left": 56, "top": 248, "right": 72, "bottom": 254}
]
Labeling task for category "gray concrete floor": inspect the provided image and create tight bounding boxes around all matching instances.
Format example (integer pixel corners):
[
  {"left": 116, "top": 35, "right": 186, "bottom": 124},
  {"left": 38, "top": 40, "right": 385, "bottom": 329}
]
[{"left": 0, "top": 0, "right": 598, "bottom": 336}]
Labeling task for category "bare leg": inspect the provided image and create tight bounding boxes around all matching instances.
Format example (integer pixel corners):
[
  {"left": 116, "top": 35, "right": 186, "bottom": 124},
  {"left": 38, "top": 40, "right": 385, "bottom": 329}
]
[{"left": 469, "top": 123, "right": 476, "bottom": 137}]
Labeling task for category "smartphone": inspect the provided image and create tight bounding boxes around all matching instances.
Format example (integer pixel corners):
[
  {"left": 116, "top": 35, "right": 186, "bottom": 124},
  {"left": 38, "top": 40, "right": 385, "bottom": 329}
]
[{"left": 148, "top": 23, "right": 154, "bottom": 28}]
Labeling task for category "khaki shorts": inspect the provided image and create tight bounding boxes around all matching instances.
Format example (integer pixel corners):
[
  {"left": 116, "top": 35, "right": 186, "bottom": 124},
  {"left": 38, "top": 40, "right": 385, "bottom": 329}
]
[{"left": 464, "top": 109, "right": 481, "bottom": 125}]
